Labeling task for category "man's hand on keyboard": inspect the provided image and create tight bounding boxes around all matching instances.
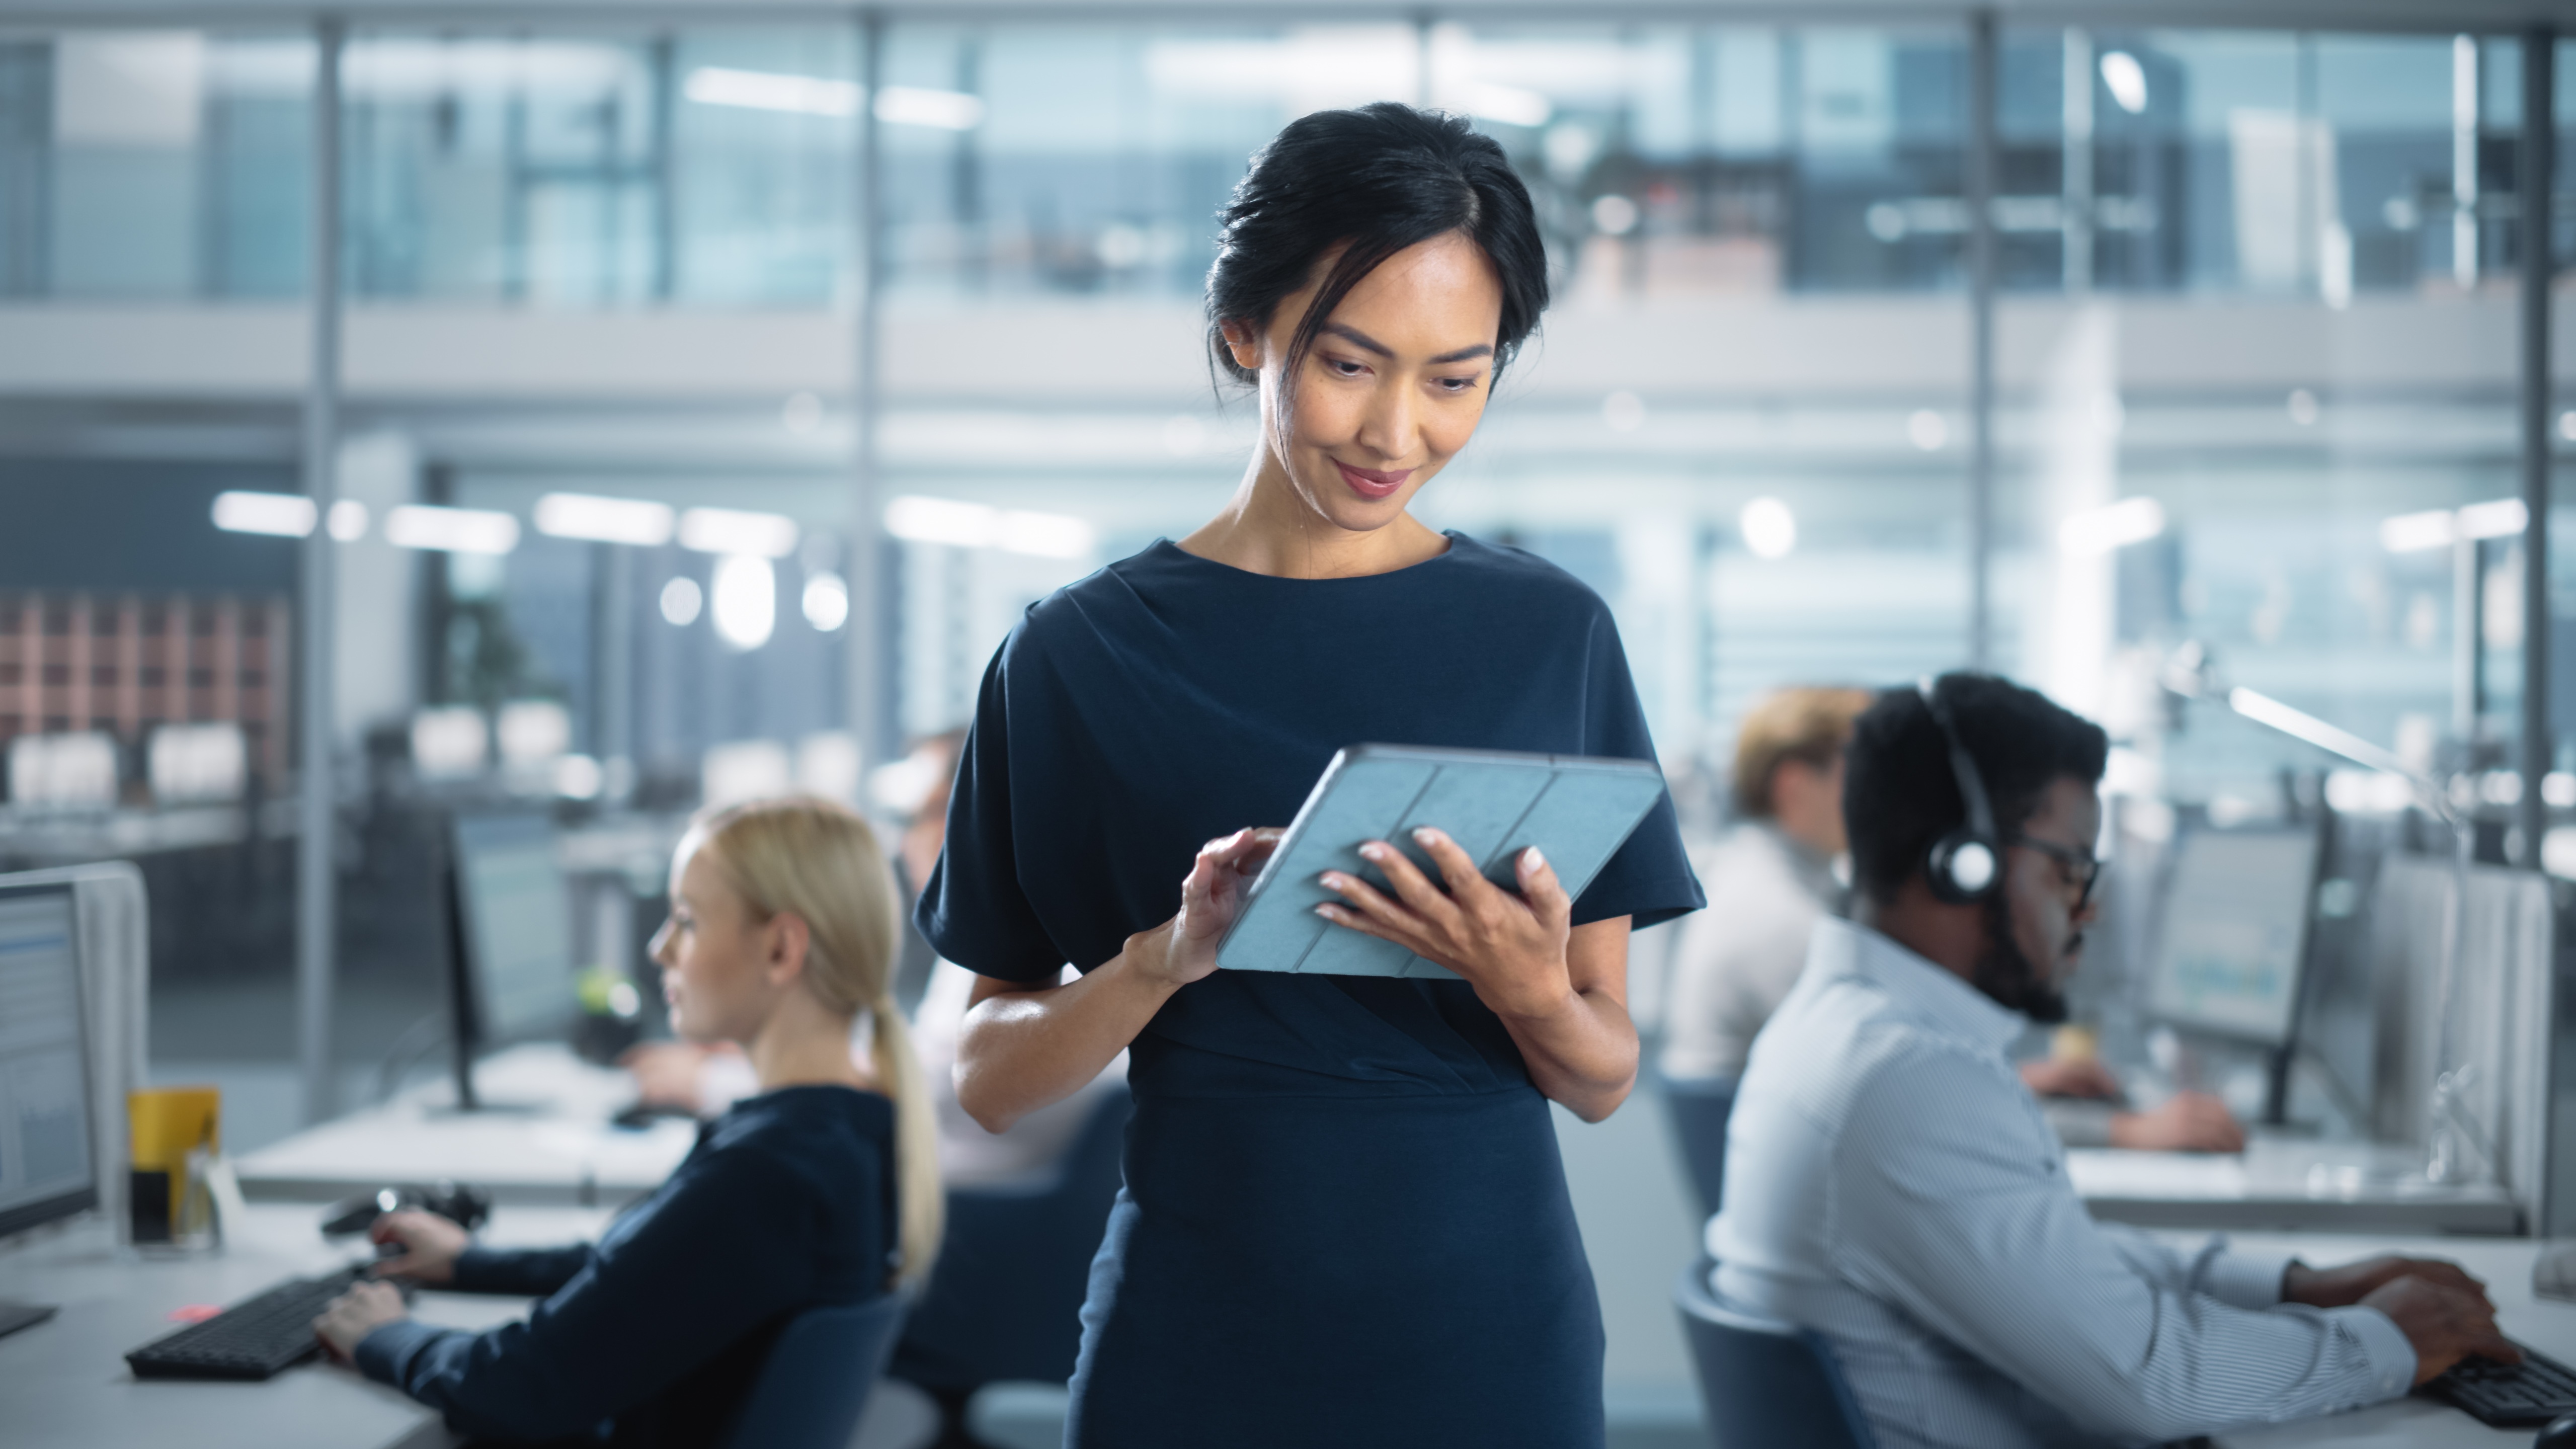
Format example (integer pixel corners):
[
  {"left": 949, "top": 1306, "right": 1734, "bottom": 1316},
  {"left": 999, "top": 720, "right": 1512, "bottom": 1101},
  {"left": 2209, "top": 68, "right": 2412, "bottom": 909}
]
[
  {"left": 2362, "top": 1275, "right": 2524, "bottom": 1385},
  {"left": 313, "top": 1280, "right": 409, "bottom": 1362},
  {"left": 2286, "top": 1255, "right": 2493, "bottom": 1311}
]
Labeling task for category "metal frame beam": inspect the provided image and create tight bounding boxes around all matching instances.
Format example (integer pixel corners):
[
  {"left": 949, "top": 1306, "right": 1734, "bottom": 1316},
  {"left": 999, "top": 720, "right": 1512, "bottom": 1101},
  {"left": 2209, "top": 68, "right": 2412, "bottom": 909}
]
[
  {"left": 2520, "top": 27, "right": 2554, "bottom": 868},
  {"left": 294, "top": 13, "right": 343, "bottom": 1125}
]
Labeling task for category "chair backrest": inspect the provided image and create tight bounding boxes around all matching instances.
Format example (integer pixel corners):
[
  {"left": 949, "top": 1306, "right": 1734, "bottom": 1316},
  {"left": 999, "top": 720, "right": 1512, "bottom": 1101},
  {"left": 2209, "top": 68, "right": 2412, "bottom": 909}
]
[
  {"left": 1659, "top": 1073, "right": 1737, "bottom": 1221},
  {"left": 1674, "top": 1262, "right": 1877, "bottom": 1449},
  {"left": 723, "top": 1292, "right": 909, "bottom": 1449},
  {"left": 888, "top": 1085, "right": 1132, "bottom": 1393}
]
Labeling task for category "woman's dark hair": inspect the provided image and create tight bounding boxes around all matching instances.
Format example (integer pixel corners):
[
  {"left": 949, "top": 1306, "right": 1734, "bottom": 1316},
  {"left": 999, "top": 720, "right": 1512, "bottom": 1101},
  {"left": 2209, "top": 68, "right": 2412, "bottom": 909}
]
[
  {"left": 1205, "top": 103, "right": 1548, "bottom": 408},
  {"left": 1842, "top": 673, "right": 2109, "bottom": 908}
]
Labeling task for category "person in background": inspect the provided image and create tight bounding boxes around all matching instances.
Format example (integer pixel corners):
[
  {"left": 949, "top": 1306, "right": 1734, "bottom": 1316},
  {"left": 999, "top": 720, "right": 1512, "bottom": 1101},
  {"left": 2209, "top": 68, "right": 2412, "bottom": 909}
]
[
  {"left": 1661, "top": 686, "right": 1873, "bottom": 1084},
  {"left": 313, "top": 796, "right": 941, "bottom": 1448},
  {"left": 1661, "top": 684, "right": 2242, "bottom": 1154},
  {"left": 621, "top": 731, "right": 1122, "bottom": 1184},
  {"left": 1709, "top": 676, "right": 2512, "bottom": 1449}
]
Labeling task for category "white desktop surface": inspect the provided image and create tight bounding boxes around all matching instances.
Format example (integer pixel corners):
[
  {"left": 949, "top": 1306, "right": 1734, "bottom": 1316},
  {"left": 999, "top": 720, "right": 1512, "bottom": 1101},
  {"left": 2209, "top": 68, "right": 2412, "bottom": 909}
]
[
  {"left": 2185, "top": 1232, "right": 2575, "bottom": 1447},
  {"left": 235, "top": 1044, "right": 697, "bottom": 1206},
  {"left": 0, "top": 1201, "right": 607, "bottom": 1449},
  {"left": 2073, "top": 1137, "right": 2521, "bottom": 1235}
]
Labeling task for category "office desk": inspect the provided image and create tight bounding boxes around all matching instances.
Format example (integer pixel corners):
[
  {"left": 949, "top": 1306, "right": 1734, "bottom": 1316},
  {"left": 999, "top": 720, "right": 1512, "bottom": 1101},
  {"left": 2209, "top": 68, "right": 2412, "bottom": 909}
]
[
  {"left": 235, "top": 1044, "right": 696, "bottom": 1206},
  {"left": 2074, "top": 1137, "right": 2521, "bottom": 1235},
  {"left": 0, "top": 1201, "right": 606, "bottom": 1449},
  {"left": 2174, "top": 1231, "right": 2576, "bottom": 1447}
]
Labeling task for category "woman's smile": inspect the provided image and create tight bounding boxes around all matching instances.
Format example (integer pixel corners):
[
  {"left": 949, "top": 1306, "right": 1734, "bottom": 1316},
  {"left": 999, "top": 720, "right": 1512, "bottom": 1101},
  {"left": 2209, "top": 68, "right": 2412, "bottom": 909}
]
[{"left": 1334, "top": 459, "right": 1413, "bottom": 501}]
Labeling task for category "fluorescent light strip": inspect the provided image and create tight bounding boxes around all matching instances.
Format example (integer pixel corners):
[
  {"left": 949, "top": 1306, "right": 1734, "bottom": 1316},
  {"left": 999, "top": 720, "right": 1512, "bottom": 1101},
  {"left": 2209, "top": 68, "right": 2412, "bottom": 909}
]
[
  {"left": 678, "top": 507, "right": 799, "bottom": 558},
  {"left": 2058, "top": 496, "right": 2165, "bottom": 556},
  {"left": 2379, "top": 497, "right": 2529, "bottom": 553},
  {"left": 536, "top": 492, "right": 675, "bottom": 546},
  {"left": 884, "top": 495, "right": 1096, "bottom": 558},
  {"left": 384, "top": 505, "right": 520, "bottom": 555},
  {"left": 683, "top": 67, "right": 982, "bottom": 129},
  {"left": 211, "top": 490, "right": 317, "bottom": 537}
]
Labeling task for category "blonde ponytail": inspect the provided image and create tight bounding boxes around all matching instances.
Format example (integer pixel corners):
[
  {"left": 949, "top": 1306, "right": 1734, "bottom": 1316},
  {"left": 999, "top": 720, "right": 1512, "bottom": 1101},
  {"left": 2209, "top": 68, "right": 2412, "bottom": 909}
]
[{"left": 694, "top": 795, "right": 944, "bottom": 1285}]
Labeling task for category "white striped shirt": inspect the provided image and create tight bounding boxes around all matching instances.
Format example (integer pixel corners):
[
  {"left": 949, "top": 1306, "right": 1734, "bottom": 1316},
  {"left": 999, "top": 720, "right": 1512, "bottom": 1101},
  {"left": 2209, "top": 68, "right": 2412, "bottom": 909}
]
[{"left": 1708, "top": 917, "right": 2415, "bottom": 1449}]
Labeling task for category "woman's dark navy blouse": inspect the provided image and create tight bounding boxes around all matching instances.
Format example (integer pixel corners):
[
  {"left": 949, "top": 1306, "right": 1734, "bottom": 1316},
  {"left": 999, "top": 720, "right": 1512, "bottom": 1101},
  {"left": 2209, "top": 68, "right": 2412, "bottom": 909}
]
[
  {"left": 353, "top": 1085, "right": 895, "bottom": 1449},
  {"left": 916, "top": 534, "right": 1702, "bottom": 1448},
  {"left": 919, "top": 532, "right": 1704, "bottom": 1097}
]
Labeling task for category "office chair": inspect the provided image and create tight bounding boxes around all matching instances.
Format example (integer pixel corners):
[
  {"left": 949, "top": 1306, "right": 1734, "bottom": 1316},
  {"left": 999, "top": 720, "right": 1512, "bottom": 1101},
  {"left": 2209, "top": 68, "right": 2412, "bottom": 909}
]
[
  {"left": 722, "top": 1292, "right": 910, "bottom": 1449},
  {"left": 1658, "top": 1073, "right": 1737, "bottom": 1220},
  {"left": 1675, "top": 1260, "right": 1879, "bottom": 1449},
  {"left": 891, "top": 1087, "right": 1133, "bottom": 1447}
]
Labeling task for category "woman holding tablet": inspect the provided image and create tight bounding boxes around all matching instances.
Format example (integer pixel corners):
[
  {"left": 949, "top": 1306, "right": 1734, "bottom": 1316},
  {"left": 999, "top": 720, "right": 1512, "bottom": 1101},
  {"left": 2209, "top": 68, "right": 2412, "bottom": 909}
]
[{"left": 920, "top": 103, "right": 1701, "bottom": 1447}]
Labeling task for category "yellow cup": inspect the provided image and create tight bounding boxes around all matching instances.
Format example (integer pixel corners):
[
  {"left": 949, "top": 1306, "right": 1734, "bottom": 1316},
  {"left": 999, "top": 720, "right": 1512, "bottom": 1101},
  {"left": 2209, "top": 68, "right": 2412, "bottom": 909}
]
[{"left": 127, "top": 1086, "right": 220, "bottom": 1247}]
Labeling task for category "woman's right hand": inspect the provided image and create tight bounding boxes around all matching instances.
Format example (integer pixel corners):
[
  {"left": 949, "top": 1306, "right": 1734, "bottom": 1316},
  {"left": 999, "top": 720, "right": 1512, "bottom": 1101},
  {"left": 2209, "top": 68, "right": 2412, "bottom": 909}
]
[
  {"left": 370, "top": 1209, "right": 471, "bottom": 1285},
  {"left": 1142, "top": 828, "right": 1283, "bottom": 988}
]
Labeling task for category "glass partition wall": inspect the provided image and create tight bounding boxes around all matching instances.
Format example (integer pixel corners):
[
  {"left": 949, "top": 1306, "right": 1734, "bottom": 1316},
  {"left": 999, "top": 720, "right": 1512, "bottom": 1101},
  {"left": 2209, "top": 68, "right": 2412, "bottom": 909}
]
[{"left": 0, "top": 8, "right": 2560, "bottom": 1134}]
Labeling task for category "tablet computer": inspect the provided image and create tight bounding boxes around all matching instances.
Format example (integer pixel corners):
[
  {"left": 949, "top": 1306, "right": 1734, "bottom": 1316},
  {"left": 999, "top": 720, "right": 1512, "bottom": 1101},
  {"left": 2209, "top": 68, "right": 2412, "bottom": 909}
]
[{"left": 1214, "top": 744, "right": 1670, "bottom": 979}]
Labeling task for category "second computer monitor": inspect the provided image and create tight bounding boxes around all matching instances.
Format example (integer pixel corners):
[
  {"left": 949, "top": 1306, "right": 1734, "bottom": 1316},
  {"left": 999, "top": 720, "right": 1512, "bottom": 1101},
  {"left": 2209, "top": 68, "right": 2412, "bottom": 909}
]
[
  {"left": 0, "top": 882, "right": 96, "bottom": 1242},
  {"left": 451, "top": 812, "right": 580, "bottom": 1051},
  {"left": 2144, "top": 825, "right": 2321, "bottom": 1047}
]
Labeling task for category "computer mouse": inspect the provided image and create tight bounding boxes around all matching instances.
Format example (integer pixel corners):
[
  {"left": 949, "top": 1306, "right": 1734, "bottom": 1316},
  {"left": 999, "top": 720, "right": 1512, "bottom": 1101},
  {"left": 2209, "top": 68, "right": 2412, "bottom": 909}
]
[
  {"left": 2537, "top": 1413, "right": 2576, "bottom": 1448},
  {"left": 317, "top": 1180, "right": 492, "bottom": 1237}
]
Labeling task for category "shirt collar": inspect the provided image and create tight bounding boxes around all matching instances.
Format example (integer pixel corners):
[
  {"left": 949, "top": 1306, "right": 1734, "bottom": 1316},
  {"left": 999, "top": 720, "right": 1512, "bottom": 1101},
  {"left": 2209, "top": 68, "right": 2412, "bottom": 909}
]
[{"left": 1808, "top": 916, "right": 2026, "bottom": 1055}]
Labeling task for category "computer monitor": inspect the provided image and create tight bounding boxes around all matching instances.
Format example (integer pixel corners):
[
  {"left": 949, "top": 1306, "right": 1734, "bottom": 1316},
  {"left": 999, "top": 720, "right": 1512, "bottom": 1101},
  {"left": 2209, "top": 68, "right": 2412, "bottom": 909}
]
[
  {"left": 0, "top": 882, "right": 94, "bottom": 1336},
  {"left": 446, "top": 813, "right": 579, "bottom": 1110},
  {"left": 2143, "top": 822, "right": 2324, "bottom": 1123}
]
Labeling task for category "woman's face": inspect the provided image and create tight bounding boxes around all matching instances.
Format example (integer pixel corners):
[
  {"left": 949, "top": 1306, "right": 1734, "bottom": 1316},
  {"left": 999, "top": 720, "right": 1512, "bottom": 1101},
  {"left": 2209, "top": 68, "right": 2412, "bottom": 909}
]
[
  {"left": 646, "top": 838, "right": 782, "bottom": 1045},
  {"left": 1224, "top": 230, "right": 1505, "bottom": 532}
]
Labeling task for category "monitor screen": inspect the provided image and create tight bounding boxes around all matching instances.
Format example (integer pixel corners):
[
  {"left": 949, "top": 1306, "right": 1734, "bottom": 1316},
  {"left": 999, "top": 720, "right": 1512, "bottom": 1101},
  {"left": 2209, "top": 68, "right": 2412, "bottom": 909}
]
[
  {"left": 453, "top": 814, "right": 579, "bottom": 1047},
  {"left": 2144, "top": 828, "right": 2319, "bottom": 1046},
  {"left": 0, "top": 884, "right": 96, "bottom": 1238}
]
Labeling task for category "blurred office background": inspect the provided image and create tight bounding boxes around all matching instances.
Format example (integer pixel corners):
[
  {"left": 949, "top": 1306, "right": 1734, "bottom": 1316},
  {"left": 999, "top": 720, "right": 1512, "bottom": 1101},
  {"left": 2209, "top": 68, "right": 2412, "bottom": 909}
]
[{"left": 3, "top": 2, "right": 2573, "bottom": 1439}]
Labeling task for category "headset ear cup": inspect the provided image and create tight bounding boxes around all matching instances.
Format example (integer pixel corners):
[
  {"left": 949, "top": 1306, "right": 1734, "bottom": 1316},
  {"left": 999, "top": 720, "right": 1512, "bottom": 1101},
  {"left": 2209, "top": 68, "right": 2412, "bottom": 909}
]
[{"left": 1926, "top": 830, "right": 2000, "bottom": 904}]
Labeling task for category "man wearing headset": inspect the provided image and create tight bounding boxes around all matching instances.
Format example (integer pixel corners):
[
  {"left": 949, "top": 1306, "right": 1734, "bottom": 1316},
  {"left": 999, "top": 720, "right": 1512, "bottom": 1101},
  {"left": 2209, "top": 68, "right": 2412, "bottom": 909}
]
[{"left": 1706, "top": 673, "right": 2516, "bottom": 1449}]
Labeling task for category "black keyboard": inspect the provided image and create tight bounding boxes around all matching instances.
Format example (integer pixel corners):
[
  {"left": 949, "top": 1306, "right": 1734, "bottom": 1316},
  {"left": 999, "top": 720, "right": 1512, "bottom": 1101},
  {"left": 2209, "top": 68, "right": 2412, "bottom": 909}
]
[
  {"left": 126, "top": 1263, "right": 408, "bottom": 1381},
  {"left": 2421, "top": 1342, "right": 2576, "bottom": 1427}
]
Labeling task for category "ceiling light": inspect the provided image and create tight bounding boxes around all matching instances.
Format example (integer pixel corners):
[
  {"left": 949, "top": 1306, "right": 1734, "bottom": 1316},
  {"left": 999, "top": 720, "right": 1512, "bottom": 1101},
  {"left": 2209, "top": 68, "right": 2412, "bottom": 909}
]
[
  {"left": 536, "top": 492, "right": 675, "bottom": 546},
  {"left": 874, "top": 86, "right": 984, "bottom": 130},
  {"left": 710, "top": 555, "right": 777, "bottom": 651},
  {"left": 383, "top": 504, "right": 519, "bottom": 554},
  {"left": 2059, "top": 496, "right": 2166, "bottom": 555},
  {"left": 660, "top": 576, "right": 703, "bottom": 625},
  {"left": 684, "top": 66, "right": 859, "bottom": 117},
  {"left": 2380, "top": 498, "right": 2528, "bottom": 553},
  {"left": 2099, "top": 51, "right": 2149, "bottom": 115},
  {"left": 884, "top": 495, "right": 1095, "bottom": 558},
  {"left": 212, "top": 491, "right": 316, "bottom": 537},
  {"left": 1739, "top": 498, "right": 1797, "bottom": 560},
  {"left": 802, "top": 572, "right": 850, "bottom": 631},
  {"left": 678, "top": 506, "right": 799, "bottom": 558}
]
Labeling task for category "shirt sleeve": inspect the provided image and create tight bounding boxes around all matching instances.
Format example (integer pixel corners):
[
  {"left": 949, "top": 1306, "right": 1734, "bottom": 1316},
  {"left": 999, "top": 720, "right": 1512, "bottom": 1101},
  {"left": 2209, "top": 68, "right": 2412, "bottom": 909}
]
[
  {"left": 1569, "top": 608, "right": 1705, "bottom": 930},
  {"left": 350, "top": 1151, "right": 853, "bottom": 1443},
  {"left": 1830, "top": 1046, "right": 2415, "bottom": 1443},
  {"left": 446, "top": 1244, "right": 596, "bottom": 1297},
  {"left": 913, "top": 635, "right": 1070, "bottom": 984}
]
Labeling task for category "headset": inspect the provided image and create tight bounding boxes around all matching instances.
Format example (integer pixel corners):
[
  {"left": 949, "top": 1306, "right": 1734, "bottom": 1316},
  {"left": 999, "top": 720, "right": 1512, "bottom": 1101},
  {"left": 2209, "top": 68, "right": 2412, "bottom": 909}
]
[{"left": 1917, "top": 678, "right": 2003, "bottom": 904}]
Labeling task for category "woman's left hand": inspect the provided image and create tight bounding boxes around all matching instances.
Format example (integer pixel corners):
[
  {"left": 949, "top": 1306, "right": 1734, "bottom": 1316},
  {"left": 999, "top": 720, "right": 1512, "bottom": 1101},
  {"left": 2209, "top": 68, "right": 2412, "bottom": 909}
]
[
  {"left": 1317, "top": 829, "right": 1573, "bottom": 1019},
  {"left": 313, "top": 1279, "right": 410, "bottom": 1361}
]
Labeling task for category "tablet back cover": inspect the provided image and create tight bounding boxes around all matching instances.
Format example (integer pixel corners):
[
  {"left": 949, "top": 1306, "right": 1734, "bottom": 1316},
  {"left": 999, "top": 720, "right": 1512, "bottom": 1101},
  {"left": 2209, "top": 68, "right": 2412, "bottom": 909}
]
[{"left": 1215, "top": 745, "right": 1668, "bottom": 979}]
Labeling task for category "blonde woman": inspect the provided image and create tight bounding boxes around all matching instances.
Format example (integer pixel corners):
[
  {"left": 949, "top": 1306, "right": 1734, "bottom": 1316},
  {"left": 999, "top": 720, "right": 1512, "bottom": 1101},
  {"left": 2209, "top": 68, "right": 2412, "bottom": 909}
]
[{"left": 314, "top": 797, "right": 941, "bottom": 1448}]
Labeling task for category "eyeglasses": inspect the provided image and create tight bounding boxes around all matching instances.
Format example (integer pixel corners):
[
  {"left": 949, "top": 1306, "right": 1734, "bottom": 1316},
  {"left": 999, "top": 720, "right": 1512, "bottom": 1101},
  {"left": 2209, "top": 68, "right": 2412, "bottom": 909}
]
[{"left": 2009, "top": 835, "right": 2102, "bottom": 908}]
